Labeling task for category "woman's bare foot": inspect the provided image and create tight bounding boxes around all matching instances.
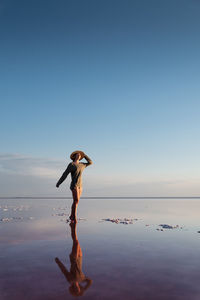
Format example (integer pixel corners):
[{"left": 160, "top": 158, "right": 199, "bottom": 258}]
[
  {"left": 70, "top": 215, "right": 77, "bottom": 222},
  {"left": 70, "top": 219, "right": 77, "bottom": 225}
]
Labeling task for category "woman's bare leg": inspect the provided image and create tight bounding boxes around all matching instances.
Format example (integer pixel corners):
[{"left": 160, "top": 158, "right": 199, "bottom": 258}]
[
  {"left": 79, "top": 186, "right": 83, "bottom": 198},
  {"left": 70, "top": 188, "right": 80, "bottom": 221}
]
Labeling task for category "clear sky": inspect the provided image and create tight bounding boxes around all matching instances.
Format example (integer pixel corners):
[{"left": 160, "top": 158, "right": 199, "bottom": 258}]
[{"left": 0, "top": 0, "right": 200, "bottom": 197}]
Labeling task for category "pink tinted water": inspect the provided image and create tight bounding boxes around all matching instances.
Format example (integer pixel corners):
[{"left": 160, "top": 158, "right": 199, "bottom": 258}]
[{"left": 0, "top": 198, "right": 200, "bottom": 300}]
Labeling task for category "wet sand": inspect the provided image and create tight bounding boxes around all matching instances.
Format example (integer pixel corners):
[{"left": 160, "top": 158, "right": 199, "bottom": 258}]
[{"left": 0, "top": 198, "right": 200, "bottom": 300}]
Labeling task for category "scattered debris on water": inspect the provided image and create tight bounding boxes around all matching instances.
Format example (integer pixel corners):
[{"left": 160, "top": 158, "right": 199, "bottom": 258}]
[
  {"left": 0, "top": 205, "right": 31, "bottom": 212},
  {"left": 52, "top": 212, "right": 68, "bottom": 217},
  {"left": 0, "top": 204, "right": 35, "bottom": 223},
  {"left": 53, "top": 207, "right": 67, "bottom": 211},
  {"left": 0, "top": 218, "right": 10, "bottom": 222},
  {"left": 102, "top": 218, "right": 139, "bottom": 225},
  {"left": 64, "top": 218, "right": 87, "bottom": 223},
  {"left": 155, "top": 224, "right": 183, "bottom": 231},
  {"left": 0, "top": 216, "right": 35, "bottom": 223},
  {"left": 159, "top": 224, "right": 179, "bottom": 229}
]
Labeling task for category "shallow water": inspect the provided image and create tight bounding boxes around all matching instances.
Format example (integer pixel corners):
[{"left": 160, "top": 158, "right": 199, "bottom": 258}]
[{"left": 0, "top": 198, "right": 200, "bottom": 300}]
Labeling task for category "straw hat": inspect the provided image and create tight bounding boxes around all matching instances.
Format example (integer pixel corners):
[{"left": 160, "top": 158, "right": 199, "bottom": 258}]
[{"left": 70, "top": 150, "right": 85, "bottom": 160}]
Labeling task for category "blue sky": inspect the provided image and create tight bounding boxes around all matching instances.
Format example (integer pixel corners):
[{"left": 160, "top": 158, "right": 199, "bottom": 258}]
[{"left": 0, "top": 0, "right": 200, "bottom": 196}]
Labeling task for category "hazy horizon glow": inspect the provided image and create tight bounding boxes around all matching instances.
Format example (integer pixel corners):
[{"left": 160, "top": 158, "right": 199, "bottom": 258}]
[{"left": 0, "top": 0, "right": 200, "bottom": 196}]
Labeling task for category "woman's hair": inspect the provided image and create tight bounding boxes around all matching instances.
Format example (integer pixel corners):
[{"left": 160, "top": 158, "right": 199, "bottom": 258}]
[
  {"left": 71, "top": 153, "right": 80, "bottom": 162},
  {"left": 72, "top": 155, "right": 76, "bottom": 162}
]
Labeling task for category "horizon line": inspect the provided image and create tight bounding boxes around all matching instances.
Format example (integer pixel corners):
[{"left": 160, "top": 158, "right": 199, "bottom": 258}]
[{"left": 1, "top": 196, "right": 200, "bottom": 199}]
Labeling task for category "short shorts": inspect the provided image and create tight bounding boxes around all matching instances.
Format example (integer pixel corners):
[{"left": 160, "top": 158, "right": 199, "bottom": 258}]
[{"left": 70, "top": 185, "right": 82, "bottom": 191}]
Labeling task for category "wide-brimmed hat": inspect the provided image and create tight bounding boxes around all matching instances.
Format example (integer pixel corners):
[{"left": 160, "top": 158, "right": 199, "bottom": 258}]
[{"left": 70, "top": 150, "right": 85, "bottom": 160}]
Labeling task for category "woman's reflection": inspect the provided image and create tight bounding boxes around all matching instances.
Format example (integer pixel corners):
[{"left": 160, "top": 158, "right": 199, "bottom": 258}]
[{"left": 55, "top": 222, "right": 92, "bottom": 296}]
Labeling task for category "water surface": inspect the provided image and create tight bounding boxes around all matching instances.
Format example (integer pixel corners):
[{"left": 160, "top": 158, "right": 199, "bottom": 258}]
[{"left": 0, "top": 198, "right": 200, "bottom": 300}]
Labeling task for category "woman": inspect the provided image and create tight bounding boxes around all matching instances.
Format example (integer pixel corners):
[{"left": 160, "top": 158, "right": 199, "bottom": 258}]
[{"left": 56, "top": 150, "right": 93, "bottom": 222}]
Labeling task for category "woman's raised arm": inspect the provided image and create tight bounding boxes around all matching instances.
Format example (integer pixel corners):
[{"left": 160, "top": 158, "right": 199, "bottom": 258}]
[{"left": 83, "top": 154, "right": 93, "bottom": 167}]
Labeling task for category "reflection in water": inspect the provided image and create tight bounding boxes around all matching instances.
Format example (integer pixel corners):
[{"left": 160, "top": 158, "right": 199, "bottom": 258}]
[{"left": 55, "top": 222, "right": 92, "bottom": 297}]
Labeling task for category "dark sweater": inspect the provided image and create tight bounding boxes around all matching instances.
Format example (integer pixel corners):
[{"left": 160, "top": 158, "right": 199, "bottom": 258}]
[{"left": 56, "top": 154, "right": 93, "bottom": 190}]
